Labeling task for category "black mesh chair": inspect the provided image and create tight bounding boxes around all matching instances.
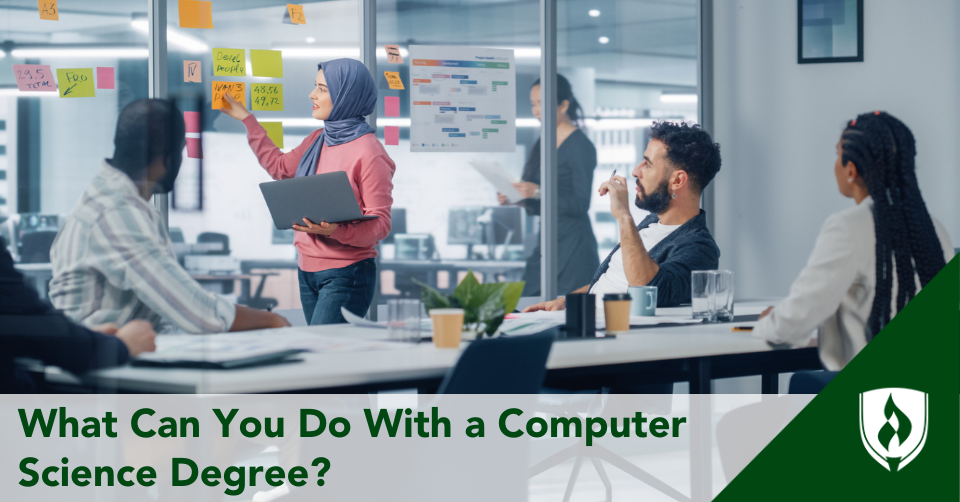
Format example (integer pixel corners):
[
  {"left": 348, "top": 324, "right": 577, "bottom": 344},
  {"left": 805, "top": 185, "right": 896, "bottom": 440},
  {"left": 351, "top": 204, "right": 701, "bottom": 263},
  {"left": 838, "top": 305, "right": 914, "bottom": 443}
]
[{"left": 437, "top": 330, "right": 555, "bottom": 394}]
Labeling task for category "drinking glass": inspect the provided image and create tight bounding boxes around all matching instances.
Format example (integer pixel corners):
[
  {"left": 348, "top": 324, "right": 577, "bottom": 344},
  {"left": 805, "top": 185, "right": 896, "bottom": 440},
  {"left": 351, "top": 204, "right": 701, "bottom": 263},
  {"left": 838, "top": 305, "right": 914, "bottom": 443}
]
[
  {"left": 710, "top": 270, "right": 735, "bottom": 322},
  {"left": 691, "top": 271, "right": 715, "bottom": 320},
  {"left": 387, "top": 299, "right": 421, "bottom": 343}
]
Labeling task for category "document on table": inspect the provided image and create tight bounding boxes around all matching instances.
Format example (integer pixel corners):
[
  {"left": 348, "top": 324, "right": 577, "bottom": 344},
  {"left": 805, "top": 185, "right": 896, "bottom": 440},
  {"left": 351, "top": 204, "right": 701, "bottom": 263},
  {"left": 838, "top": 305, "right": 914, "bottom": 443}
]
[
  {"left": 341, "top": 307, "right": 433, "bottom": 331},
  {"left": 506, "top": 310, "right": 703, "bottom": 330},
  {"left": 470, "top": 160, "right": 523, "bottom": 202}
]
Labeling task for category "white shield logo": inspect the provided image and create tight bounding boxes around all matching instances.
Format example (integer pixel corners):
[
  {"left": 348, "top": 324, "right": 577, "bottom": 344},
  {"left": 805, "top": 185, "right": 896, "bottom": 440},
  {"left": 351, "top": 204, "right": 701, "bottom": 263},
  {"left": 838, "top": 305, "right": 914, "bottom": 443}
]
[{"left": 859, "top": 388, "right": 928, "bottom": 472}]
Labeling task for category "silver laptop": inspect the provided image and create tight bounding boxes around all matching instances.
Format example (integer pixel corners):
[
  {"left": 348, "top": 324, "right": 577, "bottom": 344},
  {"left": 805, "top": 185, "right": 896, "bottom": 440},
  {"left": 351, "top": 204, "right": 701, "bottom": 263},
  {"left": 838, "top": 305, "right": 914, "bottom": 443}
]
[{"left": 259, "top": 171, "right": 379, "bottom": 230}]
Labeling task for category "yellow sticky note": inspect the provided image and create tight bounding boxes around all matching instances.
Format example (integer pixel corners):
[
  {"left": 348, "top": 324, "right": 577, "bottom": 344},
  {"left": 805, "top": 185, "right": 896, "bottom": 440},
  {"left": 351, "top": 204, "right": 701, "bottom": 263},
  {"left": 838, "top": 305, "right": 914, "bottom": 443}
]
[
  {"left": 287, "top": 4, "right": 305, "bottom": 24},
  {"left": 212, "top": 48, "right": 246, "bottom": 77},
  {"left": 179, "top": 0, "right": 213, "bottom": 29},
  {"left": 38, "top": 0, "right": 58, "bottom": 20},
  {"left": 212, "top": 81, "right": 245, "bottom": 110},
  {"left": 57, "top": 68, "right": 95, "bottom": 98},
  {"left": 384, "top": 71, "right": 404, "bottom": 90},
  {"left": 250, "top": 50, "right": 283, "bottom": 78},
  {"left": 261, "top": 122, "right": 284, "bottom": 149},
  {"left": 252, "top": 83, "right": 284, "bottom": 111}
]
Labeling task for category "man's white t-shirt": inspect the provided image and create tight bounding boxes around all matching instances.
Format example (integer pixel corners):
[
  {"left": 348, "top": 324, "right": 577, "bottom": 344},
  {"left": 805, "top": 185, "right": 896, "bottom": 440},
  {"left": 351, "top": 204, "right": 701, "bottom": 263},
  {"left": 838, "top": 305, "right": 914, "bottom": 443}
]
[{"left": 588, "top": 222, "right": 680, "bottom": 308}]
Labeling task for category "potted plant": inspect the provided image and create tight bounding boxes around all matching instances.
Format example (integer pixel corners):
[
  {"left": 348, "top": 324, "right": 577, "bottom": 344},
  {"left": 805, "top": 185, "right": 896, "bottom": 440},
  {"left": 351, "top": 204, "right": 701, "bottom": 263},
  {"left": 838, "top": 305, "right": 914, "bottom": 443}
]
[{"left": 416, "top": 271, "right": 523, "bottom": 338}]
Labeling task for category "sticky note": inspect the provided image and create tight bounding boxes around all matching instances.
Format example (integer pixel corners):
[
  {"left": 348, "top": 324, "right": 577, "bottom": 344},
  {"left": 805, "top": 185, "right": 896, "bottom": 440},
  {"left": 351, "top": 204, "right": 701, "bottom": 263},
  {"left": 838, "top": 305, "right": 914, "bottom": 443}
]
[
  {"left": 385, "top": 126, "right": 399, "bottom": 146},
  {"left": 384, "top": 72, "right": 404, "bottom": 90},
  {"left": 184, "top": 111, "right": 201, "bottom": 133},
  {"left": 38, "top": 0, "right": 58, "bottom": 20},
  {"left": 287, "top": 4, "right": 305, "bottom": 24},
  {"left": 184, "top": 60, "right": 201, "bottom": 82},
  {"left": 186, "top": 137, "right": 203, "bottom": 159},
  {"left": 179, "top": 0, "right": 213, "bottom": 29},
  {"left": 56, "top": 68, "right": 96, "bottom": 98},
  {"left": 96, "top": 67, "right": 115, "bottom": 89},
  {"left": 211, "top": 81, "right": 245, "bottom": 109},
  {"left": 261, "top": 122, "right": 284, "bottom": 149},
  {"left": 384, "top": 96, "right": 399, "bottom": 117},
  {"left": 252, "top": 83, "right": 284, "bottom": 111},
  {"left": 385, "top": 45, "right": 403, "bottom": 64},
  {"left": 250, "top": 49, "right": 283, "bottom": 78},
  {"left": 212, "top": 48, "right": 246, "bottom": 76},
  {"left": 13, "top": 64, "right": 57, "bottom": 92}
]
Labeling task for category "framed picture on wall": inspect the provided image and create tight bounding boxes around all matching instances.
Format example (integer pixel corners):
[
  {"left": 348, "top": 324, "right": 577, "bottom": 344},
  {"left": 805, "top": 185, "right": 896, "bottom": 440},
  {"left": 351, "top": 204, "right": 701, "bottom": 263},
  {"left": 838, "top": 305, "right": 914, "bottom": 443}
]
[{"left": 798, "top": 0, "right": 863, "bottom": 64}]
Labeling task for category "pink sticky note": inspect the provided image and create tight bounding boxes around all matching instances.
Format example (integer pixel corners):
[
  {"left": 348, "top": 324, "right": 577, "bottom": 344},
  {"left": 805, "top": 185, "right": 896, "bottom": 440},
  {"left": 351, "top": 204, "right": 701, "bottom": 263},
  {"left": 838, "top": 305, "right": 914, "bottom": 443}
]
[
  {"left": 186, "top": 137, "right": 203, "bottom": 159},
  {"left": 184, "top": 111, "right": 201, "bottom": 133},
  {"left": 96, "top": 67, "right": 115, "bottom": 89},
  {"left": 13, "top": 64, "right": 57, "bottom": 92},
  {"left": 384, "top": 96, "right": 399, "bottom": 117},
  {"left": 384, "top": 126, "right": 399, "bottom": 146}
]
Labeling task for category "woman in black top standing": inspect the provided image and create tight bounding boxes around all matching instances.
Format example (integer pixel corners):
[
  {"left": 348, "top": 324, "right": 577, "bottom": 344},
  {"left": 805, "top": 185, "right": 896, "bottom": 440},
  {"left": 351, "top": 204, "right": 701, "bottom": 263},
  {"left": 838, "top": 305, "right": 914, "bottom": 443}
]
[{"left": 499, "top": 75, "right": 599, "bottom": 296}]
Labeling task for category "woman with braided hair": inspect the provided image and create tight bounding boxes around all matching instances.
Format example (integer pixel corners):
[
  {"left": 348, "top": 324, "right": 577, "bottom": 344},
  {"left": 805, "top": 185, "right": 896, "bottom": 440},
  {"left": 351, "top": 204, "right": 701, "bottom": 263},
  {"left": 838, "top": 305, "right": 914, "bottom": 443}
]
[{"left": 753, "top": 111, "right": 954, "bottom": 381}]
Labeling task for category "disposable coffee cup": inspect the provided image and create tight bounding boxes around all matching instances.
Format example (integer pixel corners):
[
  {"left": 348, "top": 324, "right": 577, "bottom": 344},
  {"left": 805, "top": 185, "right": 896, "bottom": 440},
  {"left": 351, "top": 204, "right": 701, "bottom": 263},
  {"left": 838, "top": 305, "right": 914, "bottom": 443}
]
[
  {"left": 429, "top": 308, "right": 465, "bottom": 348},
  {"left": 603, "top": 293, "right": 631, "bottom": 332}
]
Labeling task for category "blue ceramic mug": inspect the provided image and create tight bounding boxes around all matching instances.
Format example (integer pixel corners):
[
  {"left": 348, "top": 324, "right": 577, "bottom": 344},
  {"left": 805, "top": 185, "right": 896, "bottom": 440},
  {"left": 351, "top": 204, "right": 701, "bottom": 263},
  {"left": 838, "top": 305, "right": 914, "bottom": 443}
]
[{"left": 628, "top": 286, "right": 657, "bottom": 316}]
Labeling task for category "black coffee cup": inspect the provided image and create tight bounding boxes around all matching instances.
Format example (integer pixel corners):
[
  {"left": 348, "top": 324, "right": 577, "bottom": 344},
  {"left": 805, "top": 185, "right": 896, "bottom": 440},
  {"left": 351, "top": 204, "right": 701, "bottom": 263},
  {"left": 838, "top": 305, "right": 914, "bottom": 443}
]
[{"left": 565, "top": 293, "right": 596, "bottom": 338}]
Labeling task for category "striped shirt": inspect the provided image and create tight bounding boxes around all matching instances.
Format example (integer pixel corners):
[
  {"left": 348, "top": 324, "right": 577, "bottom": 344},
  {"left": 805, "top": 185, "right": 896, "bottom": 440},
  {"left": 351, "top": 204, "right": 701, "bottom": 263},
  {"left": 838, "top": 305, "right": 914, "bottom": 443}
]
[{"left": 49, "top": 161, "right": 236, "bottom": 334}]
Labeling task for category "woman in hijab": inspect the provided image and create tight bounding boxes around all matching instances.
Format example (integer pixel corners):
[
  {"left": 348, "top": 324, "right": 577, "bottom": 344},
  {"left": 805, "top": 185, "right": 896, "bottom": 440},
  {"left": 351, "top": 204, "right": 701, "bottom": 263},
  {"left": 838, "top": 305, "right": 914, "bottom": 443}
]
[{"left": 221, "top": 58, "right": 395, "bottom": 325}]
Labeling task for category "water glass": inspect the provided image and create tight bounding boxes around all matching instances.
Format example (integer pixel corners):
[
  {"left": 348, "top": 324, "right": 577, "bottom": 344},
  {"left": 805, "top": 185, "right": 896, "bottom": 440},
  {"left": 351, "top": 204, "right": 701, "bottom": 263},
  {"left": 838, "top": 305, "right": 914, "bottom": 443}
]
[
  {"left": 691, "top": 271, "right": 714, "bottom": 320},
  {"left": 387, "top": 299, "right": 421, "bottom": 343},
  {"left": 710, "top": 270, "right": 735, "bottom": 322}
]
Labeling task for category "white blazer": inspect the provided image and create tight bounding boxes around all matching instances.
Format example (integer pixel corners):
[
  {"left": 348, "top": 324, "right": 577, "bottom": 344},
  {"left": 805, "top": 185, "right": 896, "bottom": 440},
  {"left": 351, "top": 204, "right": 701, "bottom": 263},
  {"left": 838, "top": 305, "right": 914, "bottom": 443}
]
[{"left": 753, "top": 196, "right": 955, "bottom": 371}]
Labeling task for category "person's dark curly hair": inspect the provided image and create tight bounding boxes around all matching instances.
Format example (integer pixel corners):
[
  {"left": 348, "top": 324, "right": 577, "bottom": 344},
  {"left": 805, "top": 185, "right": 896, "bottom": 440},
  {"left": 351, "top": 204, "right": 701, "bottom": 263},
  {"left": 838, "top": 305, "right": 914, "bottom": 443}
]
[{"left": 649, "top": 122, "right": 722, "bottom": 193}]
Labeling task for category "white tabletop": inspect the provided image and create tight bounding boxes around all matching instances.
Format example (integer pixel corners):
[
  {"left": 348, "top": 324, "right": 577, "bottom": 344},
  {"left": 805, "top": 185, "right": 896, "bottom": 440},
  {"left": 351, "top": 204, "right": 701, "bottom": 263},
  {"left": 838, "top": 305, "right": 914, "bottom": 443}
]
[{"left": 53, "top": 302, "right": 794, "bottom": 394}]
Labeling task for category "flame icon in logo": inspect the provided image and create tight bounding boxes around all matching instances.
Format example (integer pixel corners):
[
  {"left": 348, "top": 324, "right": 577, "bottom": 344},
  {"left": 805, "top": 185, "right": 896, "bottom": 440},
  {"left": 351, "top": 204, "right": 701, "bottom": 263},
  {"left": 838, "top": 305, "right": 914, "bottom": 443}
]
[{"left": 860, "top": 388, "right": 928, "bottom": 472}]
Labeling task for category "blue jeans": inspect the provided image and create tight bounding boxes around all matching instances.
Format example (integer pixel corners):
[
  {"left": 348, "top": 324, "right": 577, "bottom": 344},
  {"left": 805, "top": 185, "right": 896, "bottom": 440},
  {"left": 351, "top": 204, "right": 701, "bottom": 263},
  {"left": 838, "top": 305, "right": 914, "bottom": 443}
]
[{"left": 298, "top": 259, "right": 377, "bottom": 325}]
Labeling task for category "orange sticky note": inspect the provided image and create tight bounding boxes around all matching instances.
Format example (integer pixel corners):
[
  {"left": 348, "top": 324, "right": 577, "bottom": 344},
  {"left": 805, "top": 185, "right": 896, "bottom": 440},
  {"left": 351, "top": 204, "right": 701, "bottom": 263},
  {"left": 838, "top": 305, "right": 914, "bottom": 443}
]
[
  {"left": 384, "top": 72, "right": 404, "bottom": 90},
  {"left": 179, "top": 0, "right": 213, "bottom": 29},
  {"left": 38, "top": 0, "right": 59, "bottom": 20},
  {"left": 287, "top": 4, "right": 305, "bottom": 24},
  {"left": 184, "top": 60, "right": 201, "bottom": 83},
  {"left": 385, "top": 45, "right": 403, "bottom": 64},
  {"left": 385, "top": 126, "right": 399, "bottom": 146},
  {"left": 211, "top": 81, "right": 245, "bottom": 110}
]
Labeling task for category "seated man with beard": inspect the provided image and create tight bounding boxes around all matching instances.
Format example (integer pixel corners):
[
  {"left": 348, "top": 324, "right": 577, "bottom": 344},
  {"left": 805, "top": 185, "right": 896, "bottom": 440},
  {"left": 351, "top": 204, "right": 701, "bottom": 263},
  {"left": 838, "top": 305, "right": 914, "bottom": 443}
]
[{"left": 525, "top": 121, "right": 721, "bottom": 311}]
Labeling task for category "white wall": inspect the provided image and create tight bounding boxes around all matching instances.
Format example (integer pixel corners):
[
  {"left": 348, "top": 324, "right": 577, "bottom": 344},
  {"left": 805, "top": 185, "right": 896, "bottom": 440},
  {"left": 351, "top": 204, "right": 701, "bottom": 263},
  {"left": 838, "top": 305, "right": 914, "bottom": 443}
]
[{"left": 712, "top": 0, "right": 960, "bottom": 299}]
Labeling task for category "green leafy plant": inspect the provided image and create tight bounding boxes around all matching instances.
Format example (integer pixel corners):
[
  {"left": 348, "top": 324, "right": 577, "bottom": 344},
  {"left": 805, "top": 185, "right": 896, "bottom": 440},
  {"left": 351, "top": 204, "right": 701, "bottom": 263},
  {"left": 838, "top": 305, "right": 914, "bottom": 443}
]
[{"left": 415, "top": 271, "right": 524, "bottom": 338}]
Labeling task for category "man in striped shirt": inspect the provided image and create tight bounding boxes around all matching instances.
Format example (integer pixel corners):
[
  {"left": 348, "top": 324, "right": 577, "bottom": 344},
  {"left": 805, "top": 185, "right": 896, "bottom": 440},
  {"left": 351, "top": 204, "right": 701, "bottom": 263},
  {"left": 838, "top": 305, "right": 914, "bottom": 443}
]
[{"left": 49, "top": 99, "right": 289, "bottom": 334}]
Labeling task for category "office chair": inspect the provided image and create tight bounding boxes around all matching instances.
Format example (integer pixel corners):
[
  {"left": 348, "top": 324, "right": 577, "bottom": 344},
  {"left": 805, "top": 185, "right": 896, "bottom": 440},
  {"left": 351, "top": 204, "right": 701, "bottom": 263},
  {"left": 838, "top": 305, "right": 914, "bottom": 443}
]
[
  {"left": 437, "top": 331, "right": 555, "bottom": 394},
  {"left": 18, "top": 230, "right": 58, "bottom": 263},
  {"left": 197, "top": 232, "right": 230, "bottom": 255}
]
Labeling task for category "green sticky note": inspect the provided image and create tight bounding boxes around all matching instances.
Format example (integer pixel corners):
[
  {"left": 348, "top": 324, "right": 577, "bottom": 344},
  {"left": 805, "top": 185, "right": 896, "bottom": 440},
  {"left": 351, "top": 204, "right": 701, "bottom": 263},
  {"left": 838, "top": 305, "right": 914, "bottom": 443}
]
[
  {"left": 250, "top": 49, "right": 283, "bottom": 78},
  {"left": 261, "top": 122, "right": 284, "bottom": 149},
  {"left": 212, "top": 48, "right": 246, "bottom": 76},
  {"left": 57, "top": 68, "right": 95, "bottom": 98},
  {"left": 252, "top": 83, "right": 283, "bottom": 111}
]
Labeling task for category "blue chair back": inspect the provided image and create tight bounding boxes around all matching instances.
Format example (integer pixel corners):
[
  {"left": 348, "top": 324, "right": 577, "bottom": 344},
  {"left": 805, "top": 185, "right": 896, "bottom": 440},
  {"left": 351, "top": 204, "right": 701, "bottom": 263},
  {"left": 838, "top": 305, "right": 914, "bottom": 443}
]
[{"left": 437, "top": 330, "right": 556, "bottom": 394}]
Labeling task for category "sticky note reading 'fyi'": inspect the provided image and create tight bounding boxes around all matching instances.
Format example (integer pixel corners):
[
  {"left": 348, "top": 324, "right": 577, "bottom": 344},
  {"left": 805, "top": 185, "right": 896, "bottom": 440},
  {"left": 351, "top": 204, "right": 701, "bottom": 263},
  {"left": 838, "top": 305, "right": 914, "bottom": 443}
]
[
  {"left": 252, "top": 84, "right": 284, "bottom": 111},
  {"left": 287, "top": 4, "right": 305, "bottom": 24},
  {"left": 385, "top": 45, "right": 403, "bottom": 64},
  {"left": 38, "top": 0, "right": 58, "bottom": 20},
  {"left": 96, "top": 67, "right": 115, "bottom": 89},
  {"left": 184, "top": 111, "right": 201, "bottom": 133},
  {"left": 250, "top": 50, "right": 283, "bottom": 78},
  {"left": 261, "top": 122, "right": 284, "bottom": 149},
  {"left": 184, "top": 60, "right": 202, "bottom": 82},
  {"left": 57, "top": 68, "right": 96, "bottom": 98},
  {"left": 179, "top": 0, "right": 213, "bottom": 29},
  {"left": 384, "top": 96, "right": 399, "bottom": 117},
  {"left": 384, "top": 126, "right": 399, "bottom": 146},
  {"left": 212, "top": 48, "right": 246, "bottom": 76},
  {"left": 13, "top": 65, "right": 57, "bottom": 92},
  {"left": 384, "top": 72, "right": 404, "bottom": 90},
  {"left": 212, "top": 81, "right": 245, "bottom": 109}
]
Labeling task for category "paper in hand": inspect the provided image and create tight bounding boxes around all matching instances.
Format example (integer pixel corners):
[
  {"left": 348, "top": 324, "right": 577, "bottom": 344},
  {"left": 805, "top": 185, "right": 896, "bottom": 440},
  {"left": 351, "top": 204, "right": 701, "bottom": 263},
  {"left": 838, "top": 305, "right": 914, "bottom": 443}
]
[{"left": 470, "top": 160, "right": 522, "bottom": 203}]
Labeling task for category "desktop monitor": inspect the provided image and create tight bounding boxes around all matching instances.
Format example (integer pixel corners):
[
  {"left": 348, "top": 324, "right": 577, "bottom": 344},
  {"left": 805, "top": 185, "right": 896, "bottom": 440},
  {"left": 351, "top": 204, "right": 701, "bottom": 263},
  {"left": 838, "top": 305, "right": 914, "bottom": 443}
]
[
  {"left": 447, "top": 207, "right": 485, "bottom": 245},
  {"left": 383, "top": 208, "right": 407, "bottom": 244},
  {"left": 447, "top": 206, "right": 523, "bottom": 246}
]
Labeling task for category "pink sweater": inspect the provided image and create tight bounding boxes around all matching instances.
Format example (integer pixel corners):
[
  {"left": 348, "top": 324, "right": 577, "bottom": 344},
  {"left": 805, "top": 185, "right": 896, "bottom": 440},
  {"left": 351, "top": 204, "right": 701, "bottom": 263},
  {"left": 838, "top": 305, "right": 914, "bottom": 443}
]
[{"left": 242, "top": 115, "right": 395, "bottom": 272}]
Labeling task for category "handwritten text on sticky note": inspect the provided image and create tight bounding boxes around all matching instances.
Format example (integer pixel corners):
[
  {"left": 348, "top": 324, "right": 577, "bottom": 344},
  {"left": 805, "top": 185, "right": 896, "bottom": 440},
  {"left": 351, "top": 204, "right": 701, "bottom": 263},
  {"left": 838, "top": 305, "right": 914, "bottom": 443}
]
[
  {"left": 287, "top": 4, "right": 305, "bottom": 24},
  {"left": 252, "top": 84, "right": 284, "bottom": 111},
  {"left": 57, "top": 68, "right": 96, "bottom": 98},
  {"left": 261, "top": 122, "right": 284, "bottom": 149},
  {"left": 384, "top": 72, "right": 404, "bottom": 90},
  {"left": 184, "top": 60, "right": 201, "bottom": 82},
  {"left": 250, "top": 50, "right": 283, "bottom": 78},
  {"left": 212, "top": 48, "right": 246, "bottom": 76},
  {"left": 212, "top": 81, "right": 245, "bottom": 109},
  {"left": 38, "top": 0, "right": 58, "bottom": 20},
  {"left": 179, "top": 0, "right": 213, "bottom": 29},
  {"left": 13, "top": 65, "right": 57, "bottom": 92},
  {"left": 385, "top": 45, "right": 403, "bottom": 64}
]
